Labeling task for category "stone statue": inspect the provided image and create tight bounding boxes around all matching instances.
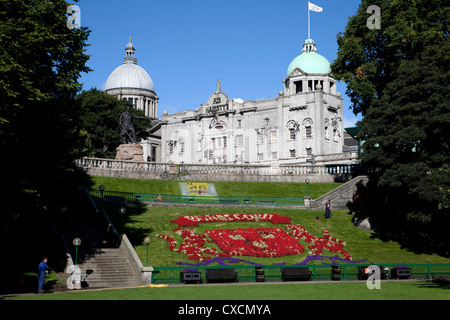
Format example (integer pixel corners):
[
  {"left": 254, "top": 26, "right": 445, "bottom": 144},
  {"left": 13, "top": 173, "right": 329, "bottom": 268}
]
[
  {"left": 216, "top": 79, "right": 221, "bottom": 92},
  {"left": 118, "top": 106, "right": 146, "bottom": 144}
]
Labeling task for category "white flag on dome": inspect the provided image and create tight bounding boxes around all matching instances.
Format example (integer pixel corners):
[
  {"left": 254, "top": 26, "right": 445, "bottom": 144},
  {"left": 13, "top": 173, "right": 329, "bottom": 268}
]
[{"left": 308, "top": 1, "right": 323, "bottom": 12}]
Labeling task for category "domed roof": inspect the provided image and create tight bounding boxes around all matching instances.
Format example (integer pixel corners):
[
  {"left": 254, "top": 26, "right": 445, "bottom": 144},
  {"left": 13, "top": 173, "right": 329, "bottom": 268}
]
[
  {"left": 105, "top": 63, "right": 155, "bottom": 92},
  {"left": 287, "top": 39, "right": 331, "bottom": 76},
  {"left": 104, "top": 37, "right": 155, "bottom": 92}
]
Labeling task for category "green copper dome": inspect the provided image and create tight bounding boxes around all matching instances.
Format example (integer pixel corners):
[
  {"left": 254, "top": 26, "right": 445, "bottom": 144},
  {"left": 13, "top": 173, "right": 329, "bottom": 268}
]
[{"left": 287, "top": 39, "right": 331, "bottom": 76}]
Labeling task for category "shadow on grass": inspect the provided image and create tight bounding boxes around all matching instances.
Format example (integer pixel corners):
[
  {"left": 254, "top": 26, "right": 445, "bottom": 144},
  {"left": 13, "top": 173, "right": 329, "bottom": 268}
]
[
  {"left": 415, "top": 279, "right": 450, "bottom": 290},
  {"left": 99, "top": 201, "right": 152, "bottom": 247}
]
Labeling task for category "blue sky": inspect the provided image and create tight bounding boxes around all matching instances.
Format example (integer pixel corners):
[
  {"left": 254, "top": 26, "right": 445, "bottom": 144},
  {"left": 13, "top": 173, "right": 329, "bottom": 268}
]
[{"left": 76, "top": 0, "right": 363, "bottom": 127}]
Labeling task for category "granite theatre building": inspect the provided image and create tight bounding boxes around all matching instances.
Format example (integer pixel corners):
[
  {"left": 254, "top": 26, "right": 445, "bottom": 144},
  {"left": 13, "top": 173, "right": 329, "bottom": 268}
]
[
  {"left": 105, "top": 38, "right": 358, "bottom": 167},
  {"left": 158, "top": 39, "right": 356, "bottom": 166}
]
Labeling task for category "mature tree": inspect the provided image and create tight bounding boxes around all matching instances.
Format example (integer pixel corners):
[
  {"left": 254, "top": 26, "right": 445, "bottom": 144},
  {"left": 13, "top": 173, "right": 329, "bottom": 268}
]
[
  {"left": 0, "top": 0, "right": 91, "bottom": 231},
  {"left": 75, "top": 89, "right": 151, "bottom": 159},
  {"left": 332, "top": 0, "right": 449, "bottom": 255}
]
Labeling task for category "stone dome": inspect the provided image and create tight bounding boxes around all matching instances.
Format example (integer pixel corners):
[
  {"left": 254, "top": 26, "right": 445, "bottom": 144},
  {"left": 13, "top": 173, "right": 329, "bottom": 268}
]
[
  {"left": 287, "top": 39, "right": 331, "bottom": 76},
  {"left": 105, "top": 63, "right": 155, "bottom": 92},
  {"left": 105, "top": 37, "right": 155, "bottom": 92}
]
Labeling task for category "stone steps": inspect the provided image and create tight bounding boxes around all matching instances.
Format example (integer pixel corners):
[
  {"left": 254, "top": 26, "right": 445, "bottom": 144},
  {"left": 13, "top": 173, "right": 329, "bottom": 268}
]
[
  {"left": 75, "top": 248, "right": 140, "bottom": 289},
  {"left": 311, "top": 175, "right": 368, "bottom": 210}
]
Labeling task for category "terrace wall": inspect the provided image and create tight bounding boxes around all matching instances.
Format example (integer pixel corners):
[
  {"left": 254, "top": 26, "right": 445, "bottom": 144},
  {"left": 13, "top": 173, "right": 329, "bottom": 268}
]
[{"left": 76, "top": 157, "right": 357, "bottom": 183}]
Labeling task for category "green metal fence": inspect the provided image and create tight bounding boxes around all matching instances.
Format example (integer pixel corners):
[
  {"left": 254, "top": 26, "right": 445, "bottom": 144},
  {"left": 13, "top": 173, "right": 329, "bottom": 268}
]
[
  {"left": 89, "top": 190, "right": 305, "bottom": 206},
  {"left": 151, "top": 263, "right": 450, "bottom": 284}
]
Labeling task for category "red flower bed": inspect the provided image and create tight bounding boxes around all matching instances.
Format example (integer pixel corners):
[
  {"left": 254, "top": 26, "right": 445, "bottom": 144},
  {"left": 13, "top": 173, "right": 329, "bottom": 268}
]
[
  {"left": 157, "top": 214, "right": 353, "bottom": 262},
  {"left": 170, "top": 213, "right": 291, "bottom": 227},
  {"left": 205, "top": 228, "right": 305, "bottom": 258},
  {"left": 286, "top": 225, "right": 351, "bottom": 260}
]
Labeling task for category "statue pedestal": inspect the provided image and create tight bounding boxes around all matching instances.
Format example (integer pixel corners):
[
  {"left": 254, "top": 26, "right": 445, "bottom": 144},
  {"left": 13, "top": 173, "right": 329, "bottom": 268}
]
[{"left": 115, "top": 143, "right": 144, "bottom": 162}]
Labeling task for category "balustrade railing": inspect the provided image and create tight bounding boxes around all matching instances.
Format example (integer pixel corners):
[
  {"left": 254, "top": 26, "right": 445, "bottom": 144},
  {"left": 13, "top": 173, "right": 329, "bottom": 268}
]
[{"left": 77, "top": 157, "right": 356, "bottom": 176}]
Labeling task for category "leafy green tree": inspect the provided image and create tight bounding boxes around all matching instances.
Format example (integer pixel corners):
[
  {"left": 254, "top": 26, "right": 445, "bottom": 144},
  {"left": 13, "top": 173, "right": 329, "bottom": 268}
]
[
  {"left": 332, "top": 0, "right": 449, "bottom": 255},
  {"left": 75, "top": 89, "right": 151, "bottom": 159},
  {"left": 0, "top": 0, "right": 91, "bottom": 230}
]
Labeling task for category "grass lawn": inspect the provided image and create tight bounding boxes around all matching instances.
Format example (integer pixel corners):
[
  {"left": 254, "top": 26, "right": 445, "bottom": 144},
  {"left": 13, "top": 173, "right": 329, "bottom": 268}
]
[
  {"left": 86, "top": 175, "right": 450, "bottom": 267},
  {"left": 5, "top": 280, "right": 450, "bottom": 300},
  {"left": 87, "top": 176, "right": 341, "bottom": 199},
  {"left": 104, "top": 205, "right": 450, "bottom": 267}
]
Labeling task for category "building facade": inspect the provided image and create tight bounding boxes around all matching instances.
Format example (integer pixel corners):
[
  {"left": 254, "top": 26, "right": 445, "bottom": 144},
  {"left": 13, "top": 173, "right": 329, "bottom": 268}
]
[{"left": 158, "top": 39, "right": 355, "bottom": 166}]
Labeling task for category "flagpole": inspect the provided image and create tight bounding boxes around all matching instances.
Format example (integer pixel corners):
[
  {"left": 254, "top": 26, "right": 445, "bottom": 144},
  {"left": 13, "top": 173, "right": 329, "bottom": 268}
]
[{"left": 308, "top": 1, "right": 310, "bottom": 38}]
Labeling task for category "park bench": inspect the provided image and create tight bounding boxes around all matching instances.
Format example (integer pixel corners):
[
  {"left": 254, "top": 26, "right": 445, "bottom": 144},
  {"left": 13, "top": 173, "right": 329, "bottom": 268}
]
[
  {"left": 205, "top": 268, "right": 238, "bottom": 283},
  {"left": 357, "top": 266, "right": 388, "bottom": 280},
  {"left": 180, "top": 271, "right": 202, "bottom": 284},
  {"left": 281, "top": 267, "right": 312, "bottom": 281},
  {"left": 390, "top": 266, "right": 412, "bottom": 279}
]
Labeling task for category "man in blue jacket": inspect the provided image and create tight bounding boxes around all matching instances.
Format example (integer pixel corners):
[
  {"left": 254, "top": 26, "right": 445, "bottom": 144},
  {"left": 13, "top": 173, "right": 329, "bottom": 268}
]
[{"left": 38, "top": 257, "right": 49, "bottom": 293}]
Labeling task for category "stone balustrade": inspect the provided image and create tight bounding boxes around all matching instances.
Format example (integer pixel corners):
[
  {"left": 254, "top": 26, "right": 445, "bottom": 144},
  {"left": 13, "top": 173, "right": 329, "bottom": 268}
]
[{"left": 76, "top": 157, "right": 357, "bottom": 183}]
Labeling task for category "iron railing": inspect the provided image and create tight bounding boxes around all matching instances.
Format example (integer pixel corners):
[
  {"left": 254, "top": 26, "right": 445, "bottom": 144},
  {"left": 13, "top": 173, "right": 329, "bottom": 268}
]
[
  {"left": 150, "top": 263, "right": 450, "bottom": 284},
  {"left": 89, "top": 190, "right": 305, "bottom": 207}
]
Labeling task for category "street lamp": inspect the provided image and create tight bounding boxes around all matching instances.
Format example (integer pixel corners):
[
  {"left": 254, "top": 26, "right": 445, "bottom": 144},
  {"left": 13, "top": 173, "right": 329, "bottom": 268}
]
[
  {"left": 99, "top": 185, "right": 105, "bottom": 199},
  {"left": 119, "top": 207, "right": 126, "bottom": 226},
  {"left": 144, "top": 236, "right": 152, "bottom": 267},
  {"left": 72, "top": 238, "right": 81, "bottom": 267},
  {"left": 305, "top": 179, "right": 310, "bottom": 198}
]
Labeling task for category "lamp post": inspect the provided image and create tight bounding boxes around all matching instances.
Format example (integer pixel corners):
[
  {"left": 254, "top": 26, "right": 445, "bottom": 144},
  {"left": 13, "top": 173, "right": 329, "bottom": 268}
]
[
  {"left": 72, "top": 238, "right": 81, "bottom": 267},
  {"left": 99, "top": 185, "right": 105, "bottom": 199},
  {"left": 305, "top": 179, "right": 310, "bottom": 198},
  {"left": 119, "top": 207, "right": 126, "bottom": 226},
  {"left": 144, "top": 236, "right": 151, "bottom": 267}
]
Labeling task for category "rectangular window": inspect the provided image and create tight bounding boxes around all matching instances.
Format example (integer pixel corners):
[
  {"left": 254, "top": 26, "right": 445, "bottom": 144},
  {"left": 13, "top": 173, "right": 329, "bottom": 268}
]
[
  {"left": 290, "top": 150, "right": 296, "bottom": 158},
  {"left": 306, "top": 148, "right": 312, "bottom": 156},
  {"left": 295, "top": 81, "right": 303, "bottom": 93},
  {"left": 237, "top": 119, "right": 242, "bottom": 128},
  {"left": 271, "top": 131, "right": 277, "bottom": 142},
  {"left": 211, "top": 138, "right": 215, "bottom": 149},
  {"left": 289, "top": 128, "right": 296, "bottom": 140},
  {"left": 180, "top": 142, "right": 185, "bottom": 154},
  {"left": 236, "top": 135, "right": 244, "bottom": 146},
  {"left": 305, "top": 126, "right": 312, "bottom": 138},
  {"left": 223, "top": 136, "right": 227, "bottom": 148},
  {"left": 258, "top": 153, "right": 264, "bottom": 161},
  {"left": 217, "top": 137, "right": 222, "bottom": 148}
]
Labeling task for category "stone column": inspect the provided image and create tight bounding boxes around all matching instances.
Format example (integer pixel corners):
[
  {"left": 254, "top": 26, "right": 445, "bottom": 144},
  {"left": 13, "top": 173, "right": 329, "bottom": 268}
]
[{"left": 314, "top": 83, "right": 324, "bottom": 156}]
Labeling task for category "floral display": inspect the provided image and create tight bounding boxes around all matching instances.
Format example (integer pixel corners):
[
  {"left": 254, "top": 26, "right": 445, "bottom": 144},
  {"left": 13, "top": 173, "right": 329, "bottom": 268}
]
[
  {"left": 157, "top": 213, "right": 357, "bottom": 265},
  {"left": 205, "top": 228, "right": 305, "bottom": 258},
  {"left": 170, "top": 213, "right": 291, "bottom": 227},
  {"left": 176, "top": 255, "right": 367, "bottom": 267},
  {"left": 286, "top": 225, "right": 351, "bottom": 260}
]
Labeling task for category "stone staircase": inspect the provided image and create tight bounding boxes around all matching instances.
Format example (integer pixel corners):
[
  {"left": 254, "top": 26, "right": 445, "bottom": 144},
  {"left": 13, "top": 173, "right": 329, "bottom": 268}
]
[
  {"left": 59, "top": 191, "right": 141, "bottom": 289},
  {"left": 76, "top": 247, "right": 140, "bottom": 289},
  {"left": 310, "top": 175, "right": 369, "bottom": 210}
]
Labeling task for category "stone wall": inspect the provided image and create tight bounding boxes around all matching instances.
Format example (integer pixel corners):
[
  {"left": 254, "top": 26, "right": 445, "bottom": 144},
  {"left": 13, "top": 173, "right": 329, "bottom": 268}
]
[
  {"left": 77, "top": 157, "right": 356, "bottom": 183},
  {"left": 309, "top": 175, "right": 369, "bottom": 210}
]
